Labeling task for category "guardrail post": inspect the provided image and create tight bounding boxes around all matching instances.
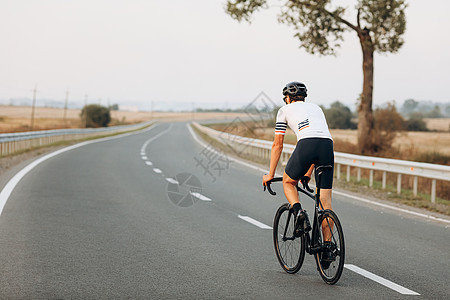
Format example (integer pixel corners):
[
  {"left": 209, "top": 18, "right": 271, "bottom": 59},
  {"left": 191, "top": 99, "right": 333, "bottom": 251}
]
[
  {"left": 431, "top": 180, "right": 436, "bottom": 203},
  {"left": 369, "top": 170, "right": 374, "bottom": 187},
  {"left": 336, "top": 164, "right": 341, "bottom": 180},
  {"left": 413, "top": 176, "right": 418, "bottom": 196},
  {"left": 357, "top": 168, "right": 361, "bottom": 182},
  {"left": 397, "top": 174, "right": 402, "bottom": 194},
  {"left": 346, "top": 165, "right": 350, "bottom": 182},
  {"left": 382, "top": 171, "right": 387, "bottom": 189}
]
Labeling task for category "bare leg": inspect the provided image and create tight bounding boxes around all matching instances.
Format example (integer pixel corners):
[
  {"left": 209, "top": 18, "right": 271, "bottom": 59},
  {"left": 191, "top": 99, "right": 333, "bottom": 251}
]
[
  {"left": 320, "top": 189, "right": 333, "bottom": 242},
  {"left": 282, "top": 171, "right": 299, "bottom": 207}
]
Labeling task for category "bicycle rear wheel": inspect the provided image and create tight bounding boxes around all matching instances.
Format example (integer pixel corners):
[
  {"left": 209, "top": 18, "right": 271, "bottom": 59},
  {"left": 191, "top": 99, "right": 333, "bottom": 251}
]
[
  {"left": 314, "top": 209, "right": 345, "bottom": 284},
  {"left": 273, "top": 203, "right": 305, "bottom": 274}
]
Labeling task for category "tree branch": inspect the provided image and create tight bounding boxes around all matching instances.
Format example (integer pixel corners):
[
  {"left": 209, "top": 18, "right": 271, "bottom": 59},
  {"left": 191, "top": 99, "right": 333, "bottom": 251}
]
[
  {"left": 325, "top": 9, "right": 359, "bottom": 32},
  {"left": 357, "top": 8, "right": 361, "bottom": 29},
  {"left": 295, "top": 1, "right": 360, "bottom": 32}
]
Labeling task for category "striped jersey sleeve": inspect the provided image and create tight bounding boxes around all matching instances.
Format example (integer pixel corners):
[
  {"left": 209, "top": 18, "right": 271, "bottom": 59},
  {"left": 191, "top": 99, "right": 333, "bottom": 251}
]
[{"left": 275, "top": 108, "right": 287, "bottom": 135}]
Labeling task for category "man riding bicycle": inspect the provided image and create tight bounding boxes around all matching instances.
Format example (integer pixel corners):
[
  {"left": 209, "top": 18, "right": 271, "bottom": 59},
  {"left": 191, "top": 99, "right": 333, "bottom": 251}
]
[{"left": 262, "top": 82, "right": 335, "bottom": 248}]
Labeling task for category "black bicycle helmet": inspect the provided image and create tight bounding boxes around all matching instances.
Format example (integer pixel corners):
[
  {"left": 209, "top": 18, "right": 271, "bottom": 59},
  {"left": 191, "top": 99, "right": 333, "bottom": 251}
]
[{"left": 282, "top": 82, "right": 307, "bottom": 103}]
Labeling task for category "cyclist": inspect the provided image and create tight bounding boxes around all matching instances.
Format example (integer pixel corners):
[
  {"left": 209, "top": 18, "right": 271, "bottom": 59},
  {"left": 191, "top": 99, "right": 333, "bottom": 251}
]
[{"left": 262, "top": 82, "right": 335, "bottom": 261}]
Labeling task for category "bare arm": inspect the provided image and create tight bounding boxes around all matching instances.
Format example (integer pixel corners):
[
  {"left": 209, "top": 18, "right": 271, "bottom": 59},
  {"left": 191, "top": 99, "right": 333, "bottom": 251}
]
[
  {"left": 263, "top": 134, "right": 284, "bottom": 185},
  {"left": 269, "top": 134, "right": 284, "bottom": 177}
]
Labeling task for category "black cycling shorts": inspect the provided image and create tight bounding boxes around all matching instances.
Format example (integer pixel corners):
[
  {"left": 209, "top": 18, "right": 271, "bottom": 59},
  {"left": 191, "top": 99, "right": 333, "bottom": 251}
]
[{"left": 285, "top": 138, "right": 334, "bottom": 189}]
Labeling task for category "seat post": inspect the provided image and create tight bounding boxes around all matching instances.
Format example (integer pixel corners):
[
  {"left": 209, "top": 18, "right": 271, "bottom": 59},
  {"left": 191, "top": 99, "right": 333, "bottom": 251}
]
[
  {"left": 315, "top": 165, "right": 333, "bottom": 210},
  {"left": 315, "top": 167, "right": 322, "bottom": 209}
]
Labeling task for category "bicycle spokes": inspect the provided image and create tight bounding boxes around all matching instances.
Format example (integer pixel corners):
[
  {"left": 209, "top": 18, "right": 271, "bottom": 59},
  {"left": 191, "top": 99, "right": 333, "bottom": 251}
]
[
  {"left": 321, "top": 216, "right": 335, "bottom": 242},
  {"left": 315, "top": 210, "right": 345, "bottom": 285},
  {"left": 273, "top": 204, "right": 306, "bottom": 274}
]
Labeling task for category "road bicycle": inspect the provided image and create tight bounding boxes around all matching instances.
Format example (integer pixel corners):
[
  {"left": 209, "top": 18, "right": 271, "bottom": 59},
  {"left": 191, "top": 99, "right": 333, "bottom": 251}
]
[{"left": 264, "top": 165, "right": 345, "bottom": 285}]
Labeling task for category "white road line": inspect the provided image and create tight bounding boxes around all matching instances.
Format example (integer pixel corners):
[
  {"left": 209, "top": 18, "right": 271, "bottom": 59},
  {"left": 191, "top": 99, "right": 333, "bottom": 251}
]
[
  {"left": 191, "top": 192, "right": 212, "bottom": 202},
  {"left": 345, "top": 264, "right": 420, "bottom": 295},
  {"left": 165, "top": 178, "right": 179, "bottom": 184},
  {"left": 333, "top": 191, "right": 450, "bottom": 225},
  {"left": 0, "top": 123, "right": 159, "bottom": 216},
  {"left": 141, "top": 124, "right": 173, "bottom": 152},
  {"left": 140, "top": 124, "right": 173, "bottom": 177},
  {"left": 238, "top": 215, "right": 272, "bottom": 229}
]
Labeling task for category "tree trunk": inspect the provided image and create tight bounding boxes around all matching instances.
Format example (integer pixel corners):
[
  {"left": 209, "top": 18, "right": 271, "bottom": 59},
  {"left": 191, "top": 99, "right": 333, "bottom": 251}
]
[{"left": 357, "top": 28, "right": 375, "bottom": 154}]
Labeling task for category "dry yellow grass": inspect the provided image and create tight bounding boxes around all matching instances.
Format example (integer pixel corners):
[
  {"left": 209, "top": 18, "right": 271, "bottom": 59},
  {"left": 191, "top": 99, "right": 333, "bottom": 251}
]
[
  {"left": 2, "top": 106, "right": 449, "bottom": 155},
  {"left": 331, "top": 129, "right": 450, "bottom": 155},
  {"left": 424, "top": 118, "right": 450, "bottom": 131},
  {"left": 0, "top": 105, "right": 247, "bottom": 133},
  {"left": 250, "top": 127, "right": 450, "bottom": 156}
]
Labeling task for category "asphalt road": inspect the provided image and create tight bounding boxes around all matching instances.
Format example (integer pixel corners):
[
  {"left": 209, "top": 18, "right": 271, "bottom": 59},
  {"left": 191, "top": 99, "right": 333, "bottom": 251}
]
[{"left": 0, "top": 122, "right": 449, "bottom": 299}]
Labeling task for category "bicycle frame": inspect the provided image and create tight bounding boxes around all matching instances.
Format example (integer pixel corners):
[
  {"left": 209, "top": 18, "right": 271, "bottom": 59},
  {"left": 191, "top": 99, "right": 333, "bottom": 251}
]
[
  {"left": 266, "top": 165, "right": 345, "bottom": 284},
  {"left": 296, "top": 184, "right": 323, "bottom": 255},
  {"left": 265, "top": 165, "right": 333, "bottom": 255}
]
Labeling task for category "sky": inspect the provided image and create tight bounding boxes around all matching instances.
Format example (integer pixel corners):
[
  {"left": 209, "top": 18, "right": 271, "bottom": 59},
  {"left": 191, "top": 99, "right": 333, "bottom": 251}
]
[{"left": 1, "top": 0, "right": 449, "bottom": 111}]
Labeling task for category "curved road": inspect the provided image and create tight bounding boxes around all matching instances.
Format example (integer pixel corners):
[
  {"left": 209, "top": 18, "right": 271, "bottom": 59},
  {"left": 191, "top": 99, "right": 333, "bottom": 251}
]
[{"left": 0, "top": 122, "right": 449, "bottom": 299}]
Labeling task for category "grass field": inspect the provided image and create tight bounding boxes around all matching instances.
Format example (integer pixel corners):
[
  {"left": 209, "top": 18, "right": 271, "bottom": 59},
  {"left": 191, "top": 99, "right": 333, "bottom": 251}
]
[
  {"left": 0, "top": 105, "right": 246, "bottom": 133},
  {"left": 330, "top": 129, "right": 450, "bottom": 156},
  {"left": 251, "top": 122, "right": 450, "bottom": 156},
  {"left": 2, "top": 105, "right": 449, "bottom": 157}
]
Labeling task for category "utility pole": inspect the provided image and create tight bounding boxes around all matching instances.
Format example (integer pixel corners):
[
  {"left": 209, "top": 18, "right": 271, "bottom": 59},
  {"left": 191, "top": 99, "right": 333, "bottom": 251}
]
[
  {"left": 30, "top": 85, "right": 37, "bottom": 130},
  {"left": 84, "top": 94, "right": 88, "bottom": 128},
  {"left": 63, "top": 89, "right": 69, "bottom": 125}
]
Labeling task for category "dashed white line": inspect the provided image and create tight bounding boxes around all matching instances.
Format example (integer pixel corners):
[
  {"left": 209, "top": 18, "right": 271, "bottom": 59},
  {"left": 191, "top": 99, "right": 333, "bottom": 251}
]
[
  {"left": 166, "top": 178, "right": 179, "bottom": 184},
  {"left": 141, "top": 156, "right": 148, "bottom": 160},
  {"left": 145, "top": 161, "right": 153, "bottom": 166},
  {"left": 345, "top": 264, "right": 420, "bottom": 295},
  {"left": 142, "top": 124, "right": 173, "bottom": 151},
  {"left": 0, "top": 122, "right": 158, "bottom": 216},
  {"left": 191, "top": 192, "right": 212, "bottom": 202},
  {"left": 153, "top": 168, "right": 162, "bottom": 174},
  {"left": 238, "top": 215, "right": 272, "bottom": 229}
]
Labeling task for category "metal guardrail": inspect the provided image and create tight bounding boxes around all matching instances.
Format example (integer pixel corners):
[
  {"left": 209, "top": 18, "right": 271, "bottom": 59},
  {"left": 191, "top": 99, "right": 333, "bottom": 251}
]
[
  {"left": 192, "top": 122, "right": 450, "bottom": 203},
  {"left": 0, "top": 122, "right": 152, "bottom": 157}
]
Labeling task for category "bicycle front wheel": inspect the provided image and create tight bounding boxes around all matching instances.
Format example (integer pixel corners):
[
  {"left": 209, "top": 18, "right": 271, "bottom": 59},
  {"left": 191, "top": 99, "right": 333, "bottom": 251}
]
[
  {"left": 273, "top": 204, "right": 305, "bottom": 274},
  {"left": 314, "top": 209, "right": 345, "bottom": 285}
]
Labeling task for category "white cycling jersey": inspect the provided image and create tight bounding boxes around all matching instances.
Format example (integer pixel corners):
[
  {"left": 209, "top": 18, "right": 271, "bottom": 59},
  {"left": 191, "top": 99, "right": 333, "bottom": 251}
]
[{"left": 275, "top": 101, "right": 332, "bottom": 141}]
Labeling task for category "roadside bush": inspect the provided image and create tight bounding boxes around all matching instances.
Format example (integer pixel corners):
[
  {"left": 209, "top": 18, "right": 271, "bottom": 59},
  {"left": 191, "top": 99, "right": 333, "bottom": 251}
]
[
  {"left": 80, "top": 104, "right": 111, "bottom": 128},
  {"left": 324, "top": 101, "right": 357, "bottom": 129},
  {"left": 405, "top": 113, "right": 428, "bottom": 131},
  {"left": 369, "top": 102, "right": 404, "bottom": 154}
]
